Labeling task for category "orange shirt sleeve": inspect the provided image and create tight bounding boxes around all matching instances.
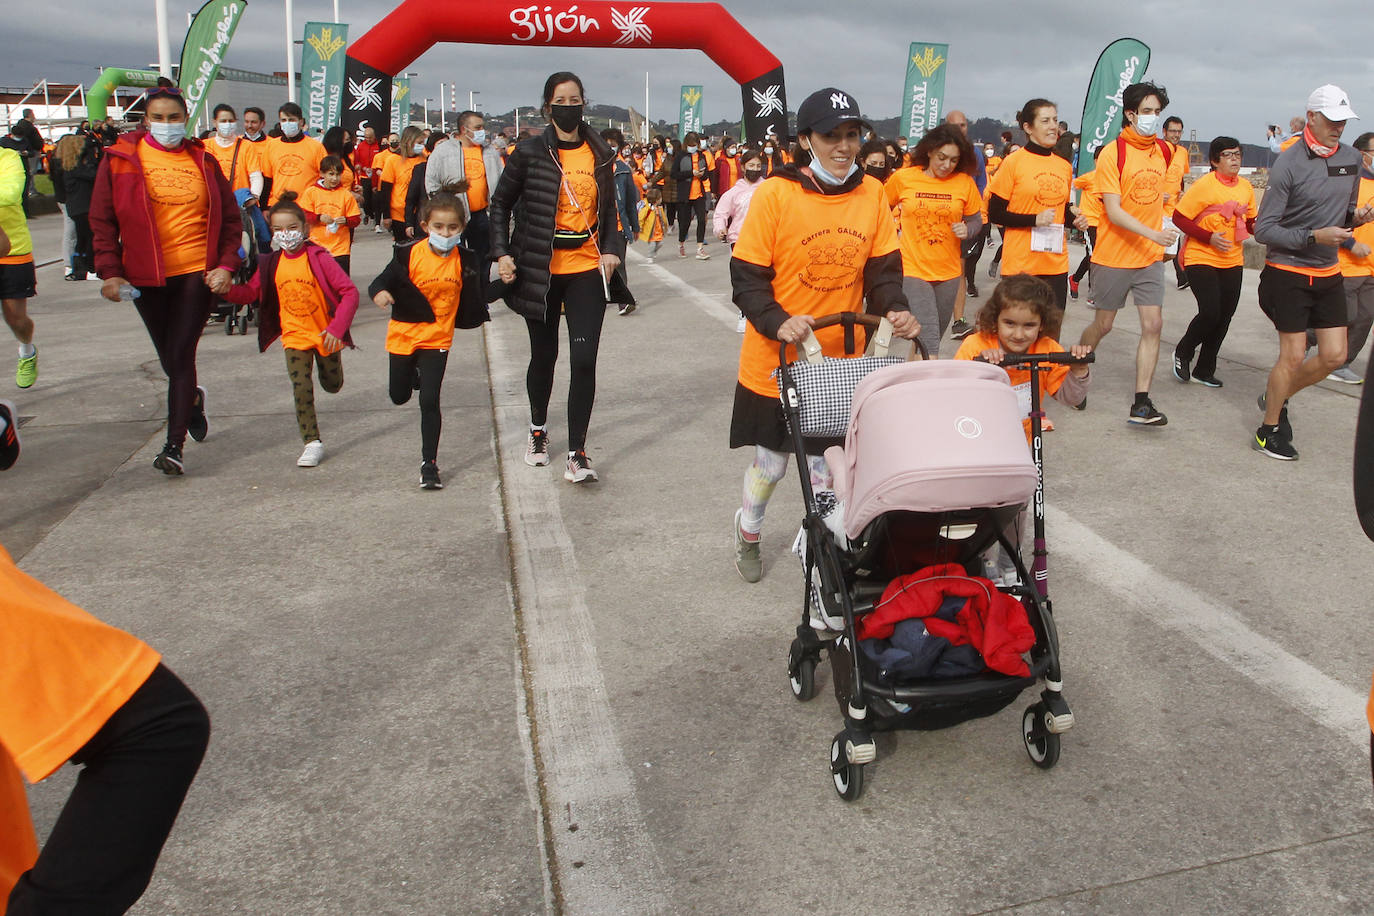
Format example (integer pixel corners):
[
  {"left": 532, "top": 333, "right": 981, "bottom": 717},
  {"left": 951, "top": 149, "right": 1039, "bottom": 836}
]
[{"left": 1095, "top": 143, "right": 1122, "bottom": 200}]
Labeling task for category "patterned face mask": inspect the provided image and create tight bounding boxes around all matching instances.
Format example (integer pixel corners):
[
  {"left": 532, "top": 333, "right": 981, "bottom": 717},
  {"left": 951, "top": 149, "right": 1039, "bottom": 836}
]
[{"left": 272, "top": 229, "right": 305, "bottom": 251}]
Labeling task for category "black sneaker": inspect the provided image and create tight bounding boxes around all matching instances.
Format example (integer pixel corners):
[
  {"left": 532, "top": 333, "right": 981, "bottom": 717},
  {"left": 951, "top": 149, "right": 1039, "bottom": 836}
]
[
  {"left": 1172, "top": 352, "right": 1190, "bottom": 383},
  {"left": 1192, "top": 373, "right": 1223, "bottom": 388},
  {"left": 967, "top": 283, "right": 979, "bottom": 299},
  {"left": 153, "top": 443, "right": 184, "bottom": 475},
  {"left": 420, "top": 460, "right": 443, "bottom": 489},
  {"left": 949, "top": 318, "right": 974, "bottom": 340},
  {"left": 1253, "top": 425, "right": 1298, "bottom": 460},
  {"left": 1127, "top": 398, "right": 1167, "bottom": 426},
  {"left": 187, "top": 386, "right": 209, "bottom": 442},
  {"left": 1070, "top": 395, "right": 1087, "bottom": 411},
  {"left": 0, "top": 400, "right": 19, "bottom": 471},
  {"left": 1178, "top": 277, "right": 1191, "bottom": 290},
  {"left": 1257, "top": 393, "right": 1292, "bottom": 441}
]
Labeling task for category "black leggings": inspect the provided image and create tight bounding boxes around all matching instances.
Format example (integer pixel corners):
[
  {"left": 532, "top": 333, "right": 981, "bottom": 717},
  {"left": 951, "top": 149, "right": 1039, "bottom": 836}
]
[
  {"left": 1175, "top": 264, "right": 1243, "bottom": 377},
  {"left": 388, "top": 348, "right": 449, "bottom": 463},
  {"left": 391, "top": 221, "right": 409, "bottom": 244},
  {"left": 6, "top": 664, "right": 210, "bottom": 916},
  {"left": 71, "top": 212, "right": 94, "bottom": 273},
  {"left": 963, "top": 223, "right": 989, "bottom": 286},
  {"left": 1072, "top": 226, "right": 1097, "bottom": 283},
  {"left": 525, "top": 269, "right": 606, "bottom": 452},
  {"left": 134, "top": 272, "right": 214, "bottom": 448},
  {"left": 677, "top": 197, "right": 707, "bottom": 245}
]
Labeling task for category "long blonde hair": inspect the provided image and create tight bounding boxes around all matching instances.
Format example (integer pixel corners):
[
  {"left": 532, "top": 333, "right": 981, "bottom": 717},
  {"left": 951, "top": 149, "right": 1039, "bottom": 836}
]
[
  {"left": 55, "top": 133, "right": 86, "bottom": 171},
  {"left": 399, "top": 125, "right": 427, "bottom": 161}
]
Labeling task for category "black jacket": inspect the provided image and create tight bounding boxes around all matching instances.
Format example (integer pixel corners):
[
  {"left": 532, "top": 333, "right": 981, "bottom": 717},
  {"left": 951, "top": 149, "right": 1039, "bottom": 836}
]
[
  {"left": 367, "top": 240, "right": 489, "bottom": 330},
  {"left": 729, "top": 164, "right": 909, "bottom": 340},
  {"left": 51, "top": 141, "right": 102, "bottom": 217},
  {"left": 488, "top": 123, "right": 627, "bottom": 322},
  {"left": 670, "top": 150, "right": 712, "bottom": 202}
]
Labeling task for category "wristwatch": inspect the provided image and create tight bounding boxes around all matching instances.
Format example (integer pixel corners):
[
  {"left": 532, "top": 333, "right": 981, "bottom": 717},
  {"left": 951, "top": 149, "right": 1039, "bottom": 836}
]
[{"left": 1306, "top": 231, "right": 1318, "bottom": 247}]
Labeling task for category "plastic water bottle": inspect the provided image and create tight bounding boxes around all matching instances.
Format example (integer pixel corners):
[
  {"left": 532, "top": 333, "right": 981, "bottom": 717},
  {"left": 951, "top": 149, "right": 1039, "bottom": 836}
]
[{"left": 118, "top": 284, "right": 141, "bottom": 301}]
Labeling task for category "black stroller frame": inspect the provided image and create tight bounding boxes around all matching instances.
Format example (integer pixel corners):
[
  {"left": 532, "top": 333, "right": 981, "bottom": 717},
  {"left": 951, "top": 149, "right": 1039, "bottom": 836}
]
[
  {"left": 218, "top": 198, "right": 263, "bottom": 336},
  {"left": 778, "top": 313, "right": 1091, "bottom": 800}
]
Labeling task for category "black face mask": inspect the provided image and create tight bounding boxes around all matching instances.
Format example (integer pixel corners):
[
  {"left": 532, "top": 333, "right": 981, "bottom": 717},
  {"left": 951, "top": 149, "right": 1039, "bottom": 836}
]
[
  {"left": 744, "top": 169, "right": 763, "bottom": 182},
  {"left": 389, "top": 142, "right": 399, "bottom": 150},
  {"left": 549, "top": 103, "right": 583, "bottom": 133},
  {"left": 343, "top": 142, "right": 355, "bottom": 154},
  {"left": 865, "top": 164, "right": 891, "bottom": 181}
]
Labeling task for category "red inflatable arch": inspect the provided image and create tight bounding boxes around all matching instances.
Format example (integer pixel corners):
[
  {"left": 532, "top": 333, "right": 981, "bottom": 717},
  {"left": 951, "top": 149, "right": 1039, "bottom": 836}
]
[{"left": 341, "top": 0, "right": 787, "bottom": 140}]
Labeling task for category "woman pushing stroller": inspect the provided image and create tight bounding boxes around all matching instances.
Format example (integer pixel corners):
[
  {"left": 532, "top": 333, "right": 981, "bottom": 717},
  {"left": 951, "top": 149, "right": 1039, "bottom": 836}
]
[{"left": 729, "top": 87, "right": 919, "bottom": 584}]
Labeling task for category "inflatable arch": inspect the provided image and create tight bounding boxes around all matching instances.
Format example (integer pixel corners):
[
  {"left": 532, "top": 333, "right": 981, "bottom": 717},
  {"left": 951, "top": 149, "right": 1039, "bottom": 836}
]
[
  {"left": 87, "top": 68, "right": 163, "bottom": 123},
  {"left": 342, "top": 0, "right": 787, "bottom": 141}
]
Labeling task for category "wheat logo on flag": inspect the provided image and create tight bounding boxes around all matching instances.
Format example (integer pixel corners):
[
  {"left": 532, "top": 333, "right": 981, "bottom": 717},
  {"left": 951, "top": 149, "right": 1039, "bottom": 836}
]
[
  {"left": 611, "top": 7, "right": 652, "bottom": 44},
  {"left": 308, "top": 27, "right": 347, "bottom": 61},
  {"left": 394, "top": 83, "right": 410, "bottom": 102},
  {"left": 682, "top": 87, "right": 701, "bottom": 107},
  {"left": 753, "top": 84, "right": 783, "bottom": 118},
  {"left": 348, "top": 78, "right": 382, "bottom": 111},
  {"left": 912, "top": 46, "right": 945, "bottom": 78}
]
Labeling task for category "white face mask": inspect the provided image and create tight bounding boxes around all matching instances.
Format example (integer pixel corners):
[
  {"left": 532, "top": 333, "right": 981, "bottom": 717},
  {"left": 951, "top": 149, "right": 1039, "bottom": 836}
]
[
  {"left": 272, "top": 229, "right": 305, "bottom": 251},
  {"left": 216, "top": 121, "right": 238, "bottom": 139},
  {"left": 764, "top": 146, "right": 774, "bottom": 155},
  {"left": 280, "top": 120, "right": 301, "bottom": 138},
  {"left": 470, "top": 128, "right": 487, "bottom": 145},
  {"left": 428, "top": 230, "right": 461, "bottom": 253},
  {"left": 413, "top": 143, "right": 425, "bottom": 155},
  {"left": 687, "top": 145, "right": 699, "bottom": 153},
  {"left": 148, "top": 121, "right": 186, "bottom": 147},
  {"left": 1133, "top": 113, "right": 1159, "bottom": 135},
  {"left": 727, "top": 146, "right": 738, "bottom": 156}
]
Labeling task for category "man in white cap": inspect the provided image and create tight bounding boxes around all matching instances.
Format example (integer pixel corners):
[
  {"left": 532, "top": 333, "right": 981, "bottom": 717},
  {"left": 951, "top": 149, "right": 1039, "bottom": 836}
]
[{"left": 1252, "top": 84, "right": 1374, "bottom": 459}]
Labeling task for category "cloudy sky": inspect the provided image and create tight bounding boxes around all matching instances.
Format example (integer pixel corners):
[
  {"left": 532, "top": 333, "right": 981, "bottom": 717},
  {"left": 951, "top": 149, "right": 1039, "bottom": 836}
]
[{"left": 6, "top": 0, "right": 1372, "bottom": 142}]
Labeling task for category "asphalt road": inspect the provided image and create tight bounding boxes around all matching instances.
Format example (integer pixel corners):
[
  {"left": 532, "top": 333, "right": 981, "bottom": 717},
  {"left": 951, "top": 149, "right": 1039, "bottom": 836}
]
[{"left": 6, "top": 206, "right": 1373, "bottom": 915}]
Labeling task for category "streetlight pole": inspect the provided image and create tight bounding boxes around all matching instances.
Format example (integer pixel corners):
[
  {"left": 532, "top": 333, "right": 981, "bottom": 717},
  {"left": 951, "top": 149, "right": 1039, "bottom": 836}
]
[
  {"left": 423, "top": 98, "right": 433, "bottom": 127},
  {"left": 438, "top": 84, "right": 445, "bottom": 131},
  {"left": 154, "top": 0, "right": 173, "bottom": 79},
  {"left": 284, "top": 0, "right": 296, "bottom": 102},
  {"left": 333, "top": 0, "right": 340, "bottom": 22},
  {"left": 470, "top": 90, "right": 479, "bottom": 112}
]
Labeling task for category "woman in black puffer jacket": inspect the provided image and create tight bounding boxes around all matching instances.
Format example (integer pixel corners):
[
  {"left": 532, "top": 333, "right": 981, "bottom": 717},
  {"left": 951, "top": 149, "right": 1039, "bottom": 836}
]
[{"left": 489, "top": 71, "right": 625, "bottom": 484}]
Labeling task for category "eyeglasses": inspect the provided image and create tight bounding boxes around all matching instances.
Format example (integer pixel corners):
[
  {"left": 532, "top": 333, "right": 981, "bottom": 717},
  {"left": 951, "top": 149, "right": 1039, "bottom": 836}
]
[{"left": 1218, "top": 151, "right": 1243, "bottom": 159}]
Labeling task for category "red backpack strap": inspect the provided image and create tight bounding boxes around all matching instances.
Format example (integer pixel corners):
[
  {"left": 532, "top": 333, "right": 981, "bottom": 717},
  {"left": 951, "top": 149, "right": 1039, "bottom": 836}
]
[
  {"left": 1157, "top": 138, "right": 1175, "bottom": 167},
  {"left": 1116, "top": 136, "right": 1127, "bottom": 174}
]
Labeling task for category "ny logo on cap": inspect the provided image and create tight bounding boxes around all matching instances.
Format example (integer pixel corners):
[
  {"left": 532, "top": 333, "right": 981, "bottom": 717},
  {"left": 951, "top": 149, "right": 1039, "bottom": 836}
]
[{"left": 830, "top": 92, "right": 850, "bottom": 110}]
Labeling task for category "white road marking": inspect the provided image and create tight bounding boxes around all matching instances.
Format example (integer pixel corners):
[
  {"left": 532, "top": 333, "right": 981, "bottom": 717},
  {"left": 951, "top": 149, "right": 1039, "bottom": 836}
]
[
  {"left": 626, "top": 248, "right": 740, "bottom": 329},
  {"left": 484, "top": 319, "right": 671, "bottom": 914},
  {"left": 1048, "top": 505, "right": 1369, "bottom": 749}
]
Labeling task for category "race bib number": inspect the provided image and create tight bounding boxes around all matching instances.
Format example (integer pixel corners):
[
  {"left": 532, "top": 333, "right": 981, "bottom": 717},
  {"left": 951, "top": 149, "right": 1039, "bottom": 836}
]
[{"left": 1030, "top": 224, "right": 1065, "bottom": 254}]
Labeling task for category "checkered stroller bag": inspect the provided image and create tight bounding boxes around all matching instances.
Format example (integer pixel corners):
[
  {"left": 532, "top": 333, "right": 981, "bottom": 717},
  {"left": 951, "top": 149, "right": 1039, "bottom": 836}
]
[{"left": 778, "top": 355, "right": 906, "bottom": 438}]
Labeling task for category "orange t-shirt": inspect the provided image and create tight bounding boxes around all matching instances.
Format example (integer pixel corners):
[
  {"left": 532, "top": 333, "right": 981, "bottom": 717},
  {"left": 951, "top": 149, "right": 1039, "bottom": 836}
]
[
  {"left": 551, "top": 143, "right": 601, "bottom": 276},
  {"left": 1165, "top": 143, "right": 1190, "bottom": 216},
  {"left": 385, "top": 242, "right": 463, "bottom": 355},
  {"left": 206, "top": 138, "right": 261, "bottom": 193},
  {"left": 985, "top": 155, "right": 1002, "bottom": 179},
  {"left": 464, "top": 145, "right": 489, "bottom": 212},
  {"left": 686, "top": 151, "right": 709, "bottom": 200},
  {"left": 139, "top": 138, "right": 210, "bottom": 278},
  {"left": 298, "top": 182, "right": 360, "bottom": 257},
  {"left": 953, "top": 330, "right": 1071, "bottom": 442},
  {"left": 1074, "top": 170, "right": 1102, "bottom": 228},
  {"left": 274, "top": 249, "right": 334, "bottom": 353},
  {"left": 884, "top": 168, "right": 981, "bottom": 281},
  {"left": 1339, "top": 177, "right": 1374, "bottom": 278},
  {"left": 987, "top": 148, "right": 1072, "bottom": 275},
  {"left": 0, "top": 544, "right": 161, "bottom": 903},
  {"left": 371, "top": 148, "right": 394, "bottom": 187},
  {"left": 263, "top": 135, "right": 326, "bottom": 205},
  {"left": 1175, "top": 172, "right": 1258, "bottom": 271},
  {"left": 381, "top": 154, "right": 420, "bottom": 221},
  {"left": 1093, "top": 130, "right": 1172, "bottom": 269},
  {"left": 732, "top": 174, "right": 900, "bottom": 397}
]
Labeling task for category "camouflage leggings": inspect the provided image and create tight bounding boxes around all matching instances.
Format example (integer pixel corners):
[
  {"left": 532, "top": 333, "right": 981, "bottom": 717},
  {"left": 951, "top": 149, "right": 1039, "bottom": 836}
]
[{"left": 285, "top": 348, "right": 343, "bottom": 442}]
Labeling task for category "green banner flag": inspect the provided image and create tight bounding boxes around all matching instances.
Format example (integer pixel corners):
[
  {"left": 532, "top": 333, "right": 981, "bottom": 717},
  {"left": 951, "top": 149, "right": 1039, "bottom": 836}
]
[
  {"left": 390, "top": 77, "right": 412, "bottom": 135},
  {"left": 300, "top": 21, "right": 350, "bottom": 135},
  {"left": 900, "top": 42, "right": 949, "bottom": 143},
  {"left": 1076, "top": 38, "right": 1151, "bottom": 176},
  {"left": 178, "top": 0, "right": 249, "bottom": 126},
  {"left": 678, "top": 85, "right": 703, "bottom": 137}
]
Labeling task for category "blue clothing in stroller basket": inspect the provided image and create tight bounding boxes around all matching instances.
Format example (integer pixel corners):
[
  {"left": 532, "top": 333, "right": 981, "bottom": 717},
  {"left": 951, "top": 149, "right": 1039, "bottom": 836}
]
[{"left": 858, "top": 598, "right": 984, "bottom": 683}]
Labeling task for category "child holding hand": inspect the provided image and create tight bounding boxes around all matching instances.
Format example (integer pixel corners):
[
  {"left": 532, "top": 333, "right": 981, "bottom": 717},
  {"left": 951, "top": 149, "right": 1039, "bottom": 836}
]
[
  {"left": 954, "top": 273, "right": 1090, "bottom": 440},
  {"left": 298, "top": 155, "right": 361, "bottom": 274},
  {"left": 369, "top": 188, "right": 487, "bottom": 490}
]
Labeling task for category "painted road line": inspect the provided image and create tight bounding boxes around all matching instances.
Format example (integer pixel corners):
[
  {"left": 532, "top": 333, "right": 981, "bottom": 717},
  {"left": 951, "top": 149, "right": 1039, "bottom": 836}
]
[
  {"left": 625, "top": 248, "right": 740, "bottom": 330},
  {"left": 1048, "top": 505, "right": 1369, "bottom": 749},
  {"left": 483, "top": 318, "right": 671, "bottom": 914}
]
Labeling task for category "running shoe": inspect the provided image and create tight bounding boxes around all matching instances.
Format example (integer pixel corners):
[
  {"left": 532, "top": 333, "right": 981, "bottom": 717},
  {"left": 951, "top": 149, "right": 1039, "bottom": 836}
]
[
  {"left": 187, "top": 386, "right": 209, "bottom": 442},
  {"left": 1257, "top": 393, "right": 1293, "bottom": 441},
  {"left": 967, "top": 283, "right": 979, "bottom": 299},
  {"left": 420, "top": 460, "right": 443, "bottom": 489},
  {"left": 297, "top": 439, "right": 324, "bottom": 467},
  {"left": 695, "top": 245, "right": 710, "bottom": 260},
  {"left": 645, "top": 256, "right": 655, "bottom": 264},
  {"left": 0, "top": 400, "right": 19, "bottom": 470},
  {"left": 949, "top": 318, "right": 974, "bottom": 340},
  {"left": 1327, "top": 366, "right": 1364, "bottom": 384},
  {"left": 736, "top": 314, "right": 748, "bottom": 334},
  {"left": 1172, "top": 352, "right": 1191, "bottom": 383},
  {"left": 1192, "top": 373, "right": 1223, "bottom": 388},
  {"left": 374, "top": 224, "right": 385, "bottom": 234},
  {"left": 564, "top": 450, "right": 598, "bottom": 483},
  {"left": 679, "top": 243, "right": 687, "bottom": 258},
  {"left": 987, "top": 260, "right": 999, "bottom": 279},
  {"left": 617, "top": 302, "right": 637, "bottom": 316},
  {"left": 1070, "top": 395, "right": 1087, "bottom": 411},
  {"left": 1127, "top": 398, "right": 1167, "bottom": 426},
  {"left": 1253, "top": 426, "right": 1298, "bottom": 460},
  {"left": 153, "top": 443, "right": 184, "bottom": 475},
  {"left": 733, "top": 508, "right": 762, "bottom": 583},
  {"left": 1178, "top": 276, "right": 1191, "bottom": 290},
  {"left": 1069, "top": 277, "right": 1080, "bottom": 299},
  {"left": 15, "top": 346, "right": 36, "bottom": 389},
  {"left": 525, "top": 428, "right": 550, "bottom": 467}
]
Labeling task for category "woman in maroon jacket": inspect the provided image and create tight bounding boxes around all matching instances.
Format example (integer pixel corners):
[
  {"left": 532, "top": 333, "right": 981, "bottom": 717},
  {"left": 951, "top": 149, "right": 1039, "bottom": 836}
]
[{"left": 89, "top": 81, "right": 241, "bottom": 475}]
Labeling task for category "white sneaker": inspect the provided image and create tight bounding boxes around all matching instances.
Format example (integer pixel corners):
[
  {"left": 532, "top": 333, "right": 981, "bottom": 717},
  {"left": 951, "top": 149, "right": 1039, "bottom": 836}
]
[
  {"left": 297, "top": 439, "right": 324, "bottom": 467},
  {"left": 736, "top": 314, "right": 747, "bottom": 333},
  {"left": 374, "top": 224, "right": 385, "bottom": 234}
]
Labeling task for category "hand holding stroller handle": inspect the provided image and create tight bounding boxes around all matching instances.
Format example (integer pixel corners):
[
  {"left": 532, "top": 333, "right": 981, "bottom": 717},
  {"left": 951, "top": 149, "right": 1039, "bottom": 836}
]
[{"left": 978, "top": 353, "right": 1095, "bottom": 368}]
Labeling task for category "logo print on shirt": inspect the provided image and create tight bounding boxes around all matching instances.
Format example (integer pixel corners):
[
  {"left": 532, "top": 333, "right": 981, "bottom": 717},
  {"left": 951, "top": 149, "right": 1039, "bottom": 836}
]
[
  {"left": 146, "top": 166, "right": 199, "bottom": 205},
  {"left": 1033, "top": 172, "right": 1068, "bottom": 208},
  {"left": 1126, "top": 168, "right": 1163, "bottom": 206},
  {"left": 802, "top": 241, "right": 860, "bottom": 290}
]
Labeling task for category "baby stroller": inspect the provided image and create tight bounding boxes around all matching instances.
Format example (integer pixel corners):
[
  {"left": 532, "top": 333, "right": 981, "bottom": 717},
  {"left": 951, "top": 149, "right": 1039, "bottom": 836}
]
[
  {"left": 779, "top": 313, "right": 1090, "bottom": 800},
  {"left": 218, "top": 191, "right": 264, "bottom": 335}
]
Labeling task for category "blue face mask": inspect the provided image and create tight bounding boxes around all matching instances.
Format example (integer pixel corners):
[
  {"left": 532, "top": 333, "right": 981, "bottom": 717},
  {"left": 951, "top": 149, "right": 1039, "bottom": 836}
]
[
  {"left": 810, "top": 159, "right": 858, "bottom": 186},
  {"left": 428, "top": 231, "right": 461, "bottom": 253},
  {"left": 148, "top": 121, "right": 186, "bottom": 147},
  {"left": 686, "top": 145, "right": 699, "bottom": 153}
]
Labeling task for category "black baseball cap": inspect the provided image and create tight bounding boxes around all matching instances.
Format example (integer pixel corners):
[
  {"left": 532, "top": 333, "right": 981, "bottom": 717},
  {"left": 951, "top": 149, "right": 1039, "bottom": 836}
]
[{"left": 795, "top": 88, "right": 871, "bottom": 135}]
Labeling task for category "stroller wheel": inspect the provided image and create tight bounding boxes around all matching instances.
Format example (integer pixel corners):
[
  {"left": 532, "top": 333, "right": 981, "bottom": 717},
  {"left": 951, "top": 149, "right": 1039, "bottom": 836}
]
[
  {"left": 237, "top": 314, "right": 249, "bottom": 335},
  {"left": 788, "top": 639, "right": 818, "bottom": 702},
  {"left": 1022, "top": 704, "right": 1061, "bottom": 770},
  {"left": 830, "top": 732, "right": 865, "bottom": 801},
  {"left": 224, "top": 312, "right": 236, "bottom": 335}
]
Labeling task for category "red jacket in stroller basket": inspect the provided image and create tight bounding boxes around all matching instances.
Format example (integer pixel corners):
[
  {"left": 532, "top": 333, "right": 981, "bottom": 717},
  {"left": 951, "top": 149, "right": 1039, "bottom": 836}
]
[{"left": 859, "top": 563, "right": 1035, "bottom": 676}]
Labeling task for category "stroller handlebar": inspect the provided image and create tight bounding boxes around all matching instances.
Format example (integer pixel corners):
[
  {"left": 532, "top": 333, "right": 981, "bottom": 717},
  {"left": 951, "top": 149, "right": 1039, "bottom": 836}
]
[
  {"left": 978, "top": 352, "right": 1096, "bottom": 368},
  {"left": 775, "top": 312, "right": 930, "bottom": 365}
]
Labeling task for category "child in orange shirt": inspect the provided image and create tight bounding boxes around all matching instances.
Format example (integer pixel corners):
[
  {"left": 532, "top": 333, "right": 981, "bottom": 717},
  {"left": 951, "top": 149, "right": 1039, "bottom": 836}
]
[
  {"left": 226, "top": 193, "right": 359, "bottom": 468},
  {"left": 637, "top": 186, "right": 667, "bottom": 262},
  {"left": 298, "top": 155, "right": 362, "bottom": 275},
  {"left": 954, "top": 273, "right": 1091, "bottom": 440},
  {"left": 369, "top": 189, "right": 486, "bottom": 490}
]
